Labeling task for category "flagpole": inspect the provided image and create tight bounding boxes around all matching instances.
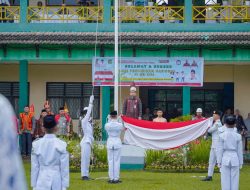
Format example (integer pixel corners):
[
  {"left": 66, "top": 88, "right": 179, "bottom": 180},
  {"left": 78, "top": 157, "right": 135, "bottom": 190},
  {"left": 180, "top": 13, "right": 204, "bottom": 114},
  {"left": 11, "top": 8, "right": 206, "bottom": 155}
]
[{"left": 114, "top": 0, "right": 119, "bottom": 113}]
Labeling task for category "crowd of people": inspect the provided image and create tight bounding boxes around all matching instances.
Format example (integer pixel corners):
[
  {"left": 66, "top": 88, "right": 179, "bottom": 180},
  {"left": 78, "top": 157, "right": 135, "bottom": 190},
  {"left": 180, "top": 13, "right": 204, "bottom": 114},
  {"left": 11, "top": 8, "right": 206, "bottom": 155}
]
[
  {"left": 1, "top": 85, "right": 249, "bottom": 190},
  {"left": 17, "top": 101, "right": 75, "bottom": 158}
]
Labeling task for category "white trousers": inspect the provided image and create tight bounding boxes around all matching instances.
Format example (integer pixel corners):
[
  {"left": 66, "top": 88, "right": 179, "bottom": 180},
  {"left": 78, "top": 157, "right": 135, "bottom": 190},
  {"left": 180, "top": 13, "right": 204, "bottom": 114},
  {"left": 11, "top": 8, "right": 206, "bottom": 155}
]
[
  {"left": 221, "top": 165, "right": 239, "bottom": 190},
  {"left": 108, "top": 148, "right": 121, "bottom": 180},
  {"left": 208, "top": 148, "right": 217, "bottom": 176},
  {"left": 81, "top": 143, "right": 91, "bottom": 177}
]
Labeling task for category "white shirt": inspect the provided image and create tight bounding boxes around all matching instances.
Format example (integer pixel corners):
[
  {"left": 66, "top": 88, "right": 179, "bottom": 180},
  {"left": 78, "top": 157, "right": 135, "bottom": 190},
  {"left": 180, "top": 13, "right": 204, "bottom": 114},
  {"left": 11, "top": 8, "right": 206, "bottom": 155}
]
[
  {"left": 105, "top": 119, "right": 124, "bottom": 149},
  {"left": 31, "top": 134, "right": 69, "bottom": 189},
  {"left": 208, "top": 119, "right": 223, "bottom": 148},
  {"left": 217, "top": 128, "right": 243, "bottom": 167},
  {"left": 81, "top": 103, "right": 94, "bottom": 145}
]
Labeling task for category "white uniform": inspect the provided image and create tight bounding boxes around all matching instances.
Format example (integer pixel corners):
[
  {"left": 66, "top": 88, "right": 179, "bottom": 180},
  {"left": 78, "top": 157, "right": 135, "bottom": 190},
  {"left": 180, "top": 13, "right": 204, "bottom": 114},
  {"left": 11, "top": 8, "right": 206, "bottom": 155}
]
[
  {"left": 31, "top": 134, "right": 69, "bottom": 190},
  {"left": 105, "top": 119, "right": 124, "bottom": 181},
  {"left": 217, "top": 128, "right": 243, "bottom": 190},
  {"left": 207, "top": 119, "right": 223, "bottom": 177},
  {"left": 80, "top": 96, "right": 94, "bottom": 177}
]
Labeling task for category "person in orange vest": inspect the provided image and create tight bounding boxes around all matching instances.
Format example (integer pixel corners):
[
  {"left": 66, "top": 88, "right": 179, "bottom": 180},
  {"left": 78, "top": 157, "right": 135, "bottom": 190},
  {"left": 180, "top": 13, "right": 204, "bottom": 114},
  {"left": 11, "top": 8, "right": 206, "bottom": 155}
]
[{"left": 19, "top": 105, "right": 36, "bottom": 158}]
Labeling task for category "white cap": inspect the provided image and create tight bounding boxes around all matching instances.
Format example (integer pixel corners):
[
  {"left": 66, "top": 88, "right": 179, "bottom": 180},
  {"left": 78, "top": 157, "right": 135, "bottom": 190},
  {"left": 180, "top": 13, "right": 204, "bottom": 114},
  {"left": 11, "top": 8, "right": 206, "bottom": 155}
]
[
  {"left": 196, "top": 108, "right": 203, "bottom": 113},
  {"left": 83, "top": 107, "right": 88, "bottom": 111},
  {"left": 130, "top": 86, "right": 136, "bottom": 92}
]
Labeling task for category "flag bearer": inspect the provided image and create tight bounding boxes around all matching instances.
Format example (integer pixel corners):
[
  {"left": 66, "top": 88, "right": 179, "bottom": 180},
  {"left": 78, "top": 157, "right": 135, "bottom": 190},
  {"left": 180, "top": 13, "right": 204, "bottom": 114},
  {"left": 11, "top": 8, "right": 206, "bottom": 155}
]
[
  {"left": 217, "top": 115, "right": 243, "bottom": 190},
  {"left": 31, "top": 115, "right": 69, "bottom": 190},
  {"left": 202, "top": 110, "right": 223, "bottom": 181},
  {"left": 105, "top": 111, "right": 124, "bottom": 184},
  {"left": 80, "top": 95, "right": 94, "bottom": 180}
]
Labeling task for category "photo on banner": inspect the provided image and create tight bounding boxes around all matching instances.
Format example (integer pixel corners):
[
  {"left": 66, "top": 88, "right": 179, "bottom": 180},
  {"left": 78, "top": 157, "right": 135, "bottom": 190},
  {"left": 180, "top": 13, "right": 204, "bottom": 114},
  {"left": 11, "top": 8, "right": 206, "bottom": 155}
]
[{"left": 92, "top": 57, "right": 204, "bottom": 87}]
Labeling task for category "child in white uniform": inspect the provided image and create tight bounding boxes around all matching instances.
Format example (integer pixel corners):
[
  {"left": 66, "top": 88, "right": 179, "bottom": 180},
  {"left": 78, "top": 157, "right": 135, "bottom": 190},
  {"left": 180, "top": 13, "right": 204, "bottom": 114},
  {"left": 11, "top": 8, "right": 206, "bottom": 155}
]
[
  {"left": 31, "top": 115, "right": 69, "bottom": 190},
  {"left": 105, "top": 111, "right": 124, "bottom": 184},
  {"left": 217, "top": 115, "right": 243, "bottom": 190}
]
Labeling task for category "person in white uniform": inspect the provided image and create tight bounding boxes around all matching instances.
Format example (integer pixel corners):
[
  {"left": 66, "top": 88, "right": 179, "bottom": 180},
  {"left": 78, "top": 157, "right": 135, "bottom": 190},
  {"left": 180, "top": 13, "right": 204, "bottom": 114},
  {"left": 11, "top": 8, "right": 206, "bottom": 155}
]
[
  {"left": 202, "top": 110, "right": 223, "bottom": 181},
  {"left": 217, "top": 115, "right": 243, "bottom": 190},
  {"left": 31, "top": 115, "right": 69, "bottom": 190},
  {"left": 0, "top": 94, "right": 27, "bottom": 190},
  {"left": 105, "top": 111, "right": 124, "bottom": 184},
  {"left": 80, "top": 95, "right": 94, "bottom": 180}
]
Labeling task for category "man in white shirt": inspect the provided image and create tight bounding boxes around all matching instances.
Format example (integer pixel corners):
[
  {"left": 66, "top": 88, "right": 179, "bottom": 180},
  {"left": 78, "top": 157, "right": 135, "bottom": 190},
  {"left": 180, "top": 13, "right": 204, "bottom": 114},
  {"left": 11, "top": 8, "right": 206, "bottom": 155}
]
[
  {"left": 80, "top": 95, "right": 94, "bottom": 180},
  {"left": 202, "top": 110, "right": 222, "bottom": 181}
]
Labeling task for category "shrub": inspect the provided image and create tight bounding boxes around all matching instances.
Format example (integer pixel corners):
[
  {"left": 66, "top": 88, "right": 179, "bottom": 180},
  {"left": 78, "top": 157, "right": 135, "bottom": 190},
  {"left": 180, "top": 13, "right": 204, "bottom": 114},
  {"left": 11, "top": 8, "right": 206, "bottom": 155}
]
[
  {"left": 170, "top": 115, "right": 192, "bottom": 122},
  {"left": 145, "top": 148, "right": 185, "bottom": 169},
  {"left": 187, "top": 139, "right": 211, "bottom": 165},
  {"left": 60, "top": 137, "right": 107, "bottom": 171}
]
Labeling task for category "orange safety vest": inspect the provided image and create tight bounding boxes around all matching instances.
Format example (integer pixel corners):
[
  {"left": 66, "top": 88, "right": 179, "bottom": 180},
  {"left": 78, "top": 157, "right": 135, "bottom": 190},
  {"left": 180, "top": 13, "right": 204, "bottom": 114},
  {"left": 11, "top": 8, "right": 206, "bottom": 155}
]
[{"left": 20, "top": 112, "right": 34, "bottom": 131}]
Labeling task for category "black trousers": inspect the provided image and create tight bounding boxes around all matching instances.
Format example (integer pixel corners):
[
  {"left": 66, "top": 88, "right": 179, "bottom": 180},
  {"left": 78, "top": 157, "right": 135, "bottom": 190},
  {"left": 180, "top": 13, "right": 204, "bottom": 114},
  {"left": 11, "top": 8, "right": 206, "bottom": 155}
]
[{"left": 21, "top": 132, "right": 32, "bottom": 156}]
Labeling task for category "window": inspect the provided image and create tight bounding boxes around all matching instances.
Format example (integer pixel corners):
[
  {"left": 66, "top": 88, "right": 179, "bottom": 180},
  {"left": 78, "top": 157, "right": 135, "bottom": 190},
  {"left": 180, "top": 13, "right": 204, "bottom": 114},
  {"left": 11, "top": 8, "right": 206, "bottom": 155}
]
[
  {"left": 46, "top": 82, "right": 100, "bottom": 119},
  {"left": 0, "top": 82, "right": 29, "bottom": 116},
  {"left": 191, "top": 89, "right": 223, "bottom": 117},
  {"left": 148, "top": 89, "right": 182, "bottom": 117}
]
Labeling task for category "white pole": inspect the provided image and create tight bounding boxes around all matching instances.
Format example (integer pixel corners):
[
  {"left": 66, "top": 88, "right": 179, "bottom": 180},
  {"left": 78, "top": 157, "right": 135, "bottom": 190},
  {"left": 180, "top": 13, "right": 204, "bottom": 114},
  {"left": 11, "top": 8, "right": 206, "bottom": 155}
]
[{"left": 114, "top": 0, "right": 119, "bottom": 112}]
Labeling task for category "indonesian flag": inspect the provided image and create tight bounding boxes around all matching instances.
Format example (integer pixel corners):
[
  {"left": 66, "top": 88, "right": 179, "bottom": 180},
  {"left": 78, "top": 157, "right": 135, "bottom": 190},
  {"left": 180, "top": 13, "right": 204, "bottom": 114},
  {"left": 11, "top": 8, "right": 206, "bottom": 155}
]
[
  {"left": 122, "top": 116, "right": 213, "bottom": 150},
  {"left": 29, "top": 104, "right": 35, "bottom": 115}
]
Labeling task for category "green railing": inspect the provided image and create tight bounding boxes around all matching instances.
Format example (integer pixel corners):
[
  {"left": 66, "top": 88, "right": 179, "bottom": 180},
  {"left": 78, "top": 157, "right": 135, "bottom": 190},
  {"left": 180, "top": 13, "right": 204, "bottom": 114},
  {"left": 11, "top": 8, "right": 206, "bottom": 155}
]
[
  {"left": 0, "top": 5, "right": 250, "bottom": 24},
  {"left": 0, "top": 6, "right": 20, "bottom": 23}
]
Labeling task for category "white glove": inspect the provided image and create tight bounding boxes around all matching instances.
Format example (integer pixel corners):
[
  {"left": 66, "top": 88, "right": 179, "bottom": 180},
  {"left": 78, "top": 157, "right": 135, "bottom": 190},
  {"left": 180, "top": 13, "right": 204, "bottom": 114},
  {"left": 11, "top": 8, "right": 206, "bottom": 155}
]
[
  {"left": 203, "top": 135, "right": 207, "bottom": 140},
  {"left": 89, "top": 95, "right": 94, "bottom": 104},
  {"left": 240, "top": 165, "right": 243, "bottom": 169}
]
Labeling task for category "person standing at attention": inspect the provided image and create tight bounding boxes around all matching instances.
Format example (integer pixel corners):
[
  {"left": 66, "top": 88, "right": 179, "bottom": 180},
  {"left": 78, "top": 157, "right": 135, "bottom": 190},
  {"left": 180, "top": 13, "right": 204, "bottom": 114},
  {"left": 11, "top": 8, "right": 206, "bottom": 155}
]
[
  {"left": 105, "top": 111, "right": 124, "bottom": 184},
  {"left": 31, "top": 115, "right": 69, "bottom": 190},
  {"left": 122, "top": 86, "right": 142, "bottom": 120},
  {"left": 217, "top": 115, "right": 243, "bottom": 190},
  {"left": 19, "top": 105, "right": 36, "bottom": 158}
]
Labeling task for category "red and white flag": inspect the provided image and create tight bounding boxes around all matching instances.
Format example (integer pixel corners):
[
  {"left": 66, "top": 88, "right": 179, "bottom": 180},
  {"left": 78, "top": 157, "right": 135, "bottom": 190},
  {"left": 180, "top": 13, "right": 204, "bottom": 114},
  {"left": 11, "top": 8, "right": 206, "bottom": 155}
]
[{"left": 122, "top": 116, "right": 213, "bottom": 150}]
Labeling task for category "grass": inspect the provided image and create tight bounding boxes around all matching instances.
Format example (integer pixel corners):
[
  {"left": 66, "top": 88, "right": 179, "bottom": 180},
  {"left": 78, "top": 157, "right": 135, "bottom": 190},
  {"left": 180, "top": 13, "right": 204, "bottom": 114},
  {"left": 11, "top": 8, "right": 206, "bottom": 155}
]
[{"left": 24, "top": 162, "right": 250, "bottom": 190}]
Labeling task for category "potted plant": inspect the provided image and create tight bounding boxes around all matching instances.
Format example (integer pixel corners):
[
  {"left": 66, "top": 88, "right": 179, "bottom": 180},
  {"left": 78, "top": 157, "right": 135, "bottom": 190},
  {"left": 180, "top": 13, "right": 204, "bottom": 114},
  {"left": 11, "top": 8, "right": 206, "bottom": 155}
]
[
  {"left": 126, "top": 0, "right": 133, "bottom": 6},
  {"left": 148, "top": 0, "right": 154, "bottom": 6}
]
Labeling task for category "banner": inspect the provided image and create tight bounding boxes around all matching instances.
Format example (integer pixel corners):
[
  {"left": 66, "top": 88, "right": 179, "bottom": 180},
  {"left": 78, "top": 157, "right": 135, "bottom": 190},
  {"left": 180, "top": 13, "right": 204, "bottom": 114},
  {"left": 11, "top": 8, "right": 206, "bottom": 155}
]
[
  {"left": 122, "top": 116, "right": 213, "bottom": 150},
  {"left": 92, "top": 57, "right": 204, "bottom": 87}
]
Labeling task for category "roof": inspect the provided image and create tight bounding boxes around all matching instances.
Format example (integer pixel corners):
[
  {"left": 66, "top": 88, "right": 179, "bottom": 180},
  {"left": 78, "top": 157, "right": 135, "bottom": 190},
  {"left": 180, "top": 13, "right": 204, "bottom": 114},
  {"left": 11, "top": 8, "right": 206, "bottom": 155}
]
[{"left": 0, "top": 32, "right": 249, "bottom": 45}]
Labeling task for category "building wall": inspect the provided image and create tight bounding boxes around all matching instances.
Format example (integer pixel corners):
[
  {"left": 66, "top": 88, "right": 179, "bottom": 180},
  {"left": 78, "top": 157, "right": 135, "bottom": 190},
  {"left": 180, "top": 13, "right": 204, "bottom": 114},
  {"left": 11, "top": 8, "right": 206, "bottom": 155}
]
[
  {"left": 204, "top": 65, "right": 234, "bottom": 82},
  {"left": 234, "top": 65, "right": 250, "bottom": 117},
  {"left": 0, "top": 64, "right": 250, "bottom": 124}
]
